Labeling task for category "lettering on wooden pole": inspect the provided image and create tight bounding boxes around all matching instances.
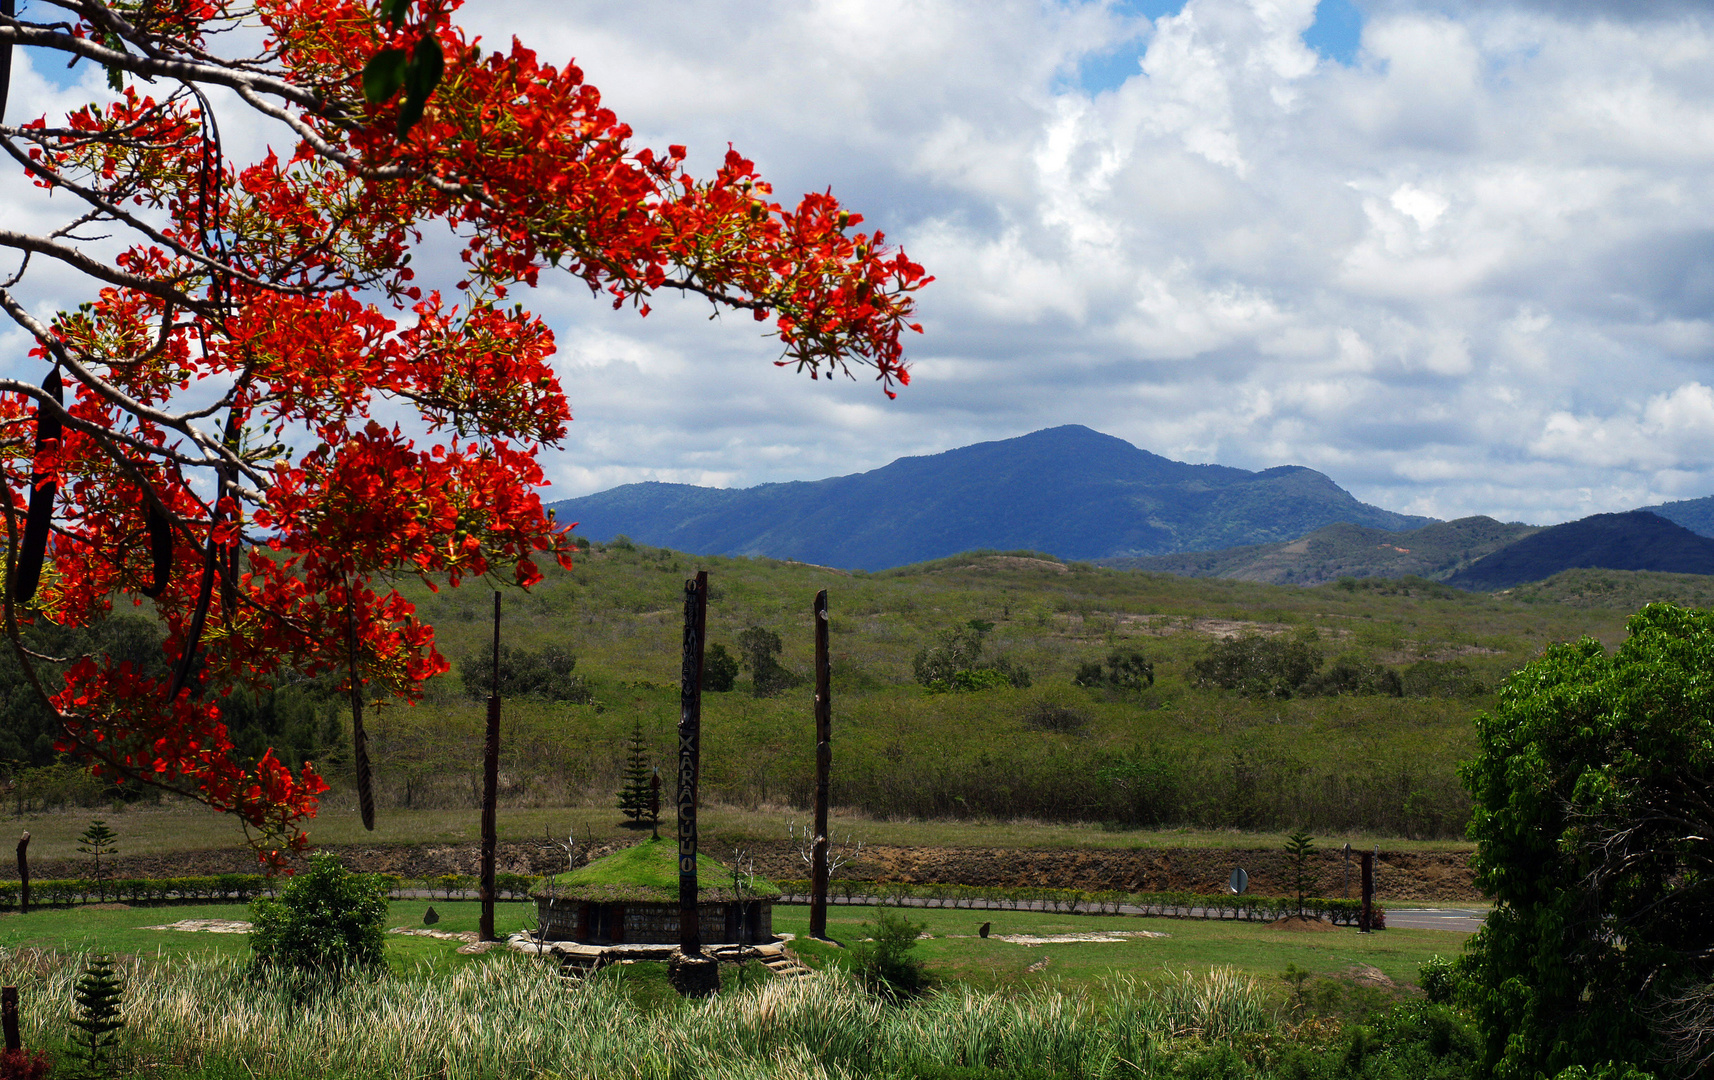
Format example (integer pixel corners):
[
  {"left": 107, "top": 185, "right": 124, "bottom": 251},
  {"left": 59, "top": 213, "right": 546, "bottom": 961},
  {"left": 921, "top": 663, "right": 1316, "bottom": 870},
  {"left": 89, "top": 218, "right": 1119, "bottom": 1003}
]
[
  {"left": 677, "top": 571, "right": 708, "bottom": 953},
  {"left": 811, "top": 589, "right": 832, "bottom": 940}
]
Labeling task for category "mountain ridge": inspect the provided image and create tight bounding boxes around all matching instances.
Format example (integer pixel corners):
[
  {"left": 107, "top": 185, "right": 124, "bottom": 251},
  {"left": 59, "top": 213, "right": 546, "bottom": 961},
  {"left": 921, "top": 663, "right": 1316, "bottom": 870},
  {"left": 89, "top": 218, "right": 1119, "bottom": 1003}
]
[
  {"left": 1444, "top": 511, "right": 1714, "bottom": 591},
  {"left": 547, "top": 425, "right": 1434, "bottom": 571}
]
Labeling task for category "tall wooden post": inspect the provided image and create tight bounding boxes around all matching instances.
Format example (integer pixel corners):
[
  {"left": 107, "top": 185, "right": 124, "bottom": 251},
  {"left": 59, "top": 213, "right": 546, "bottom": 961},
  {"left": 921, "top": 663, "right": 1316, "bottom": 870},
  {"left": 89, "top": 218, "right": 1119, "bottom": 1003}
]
[
  {"left": 479, "top": 591, "right": 501, "bottom": 942},
  {"left": 1359, "top": 850, "right": 1374, "bottom": 933},
  {"left": 669, "top": 572, "right": 718, "bottom": 996},
  {"left": 1, "top": 986, "right": 17, "bottom": 1051},
  {"left": 677, "top": 572, "right": 707, "bottom": 951},
  {"left": 15, "top": 833, "right": 27, "bottom": 915},
  {"left": 810, "top": 589, "right": 832, "bottom": 940}
]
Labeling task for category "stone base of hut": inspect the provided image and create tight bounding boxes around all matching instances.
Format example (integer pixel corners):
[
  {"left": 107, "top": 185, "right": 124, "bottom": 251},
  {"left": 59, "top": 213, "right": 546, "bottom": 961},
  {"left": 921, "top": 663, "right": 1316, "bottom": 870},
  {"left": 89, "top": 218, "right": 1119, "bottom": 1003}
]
[{"left": 536, "top": 897, "right": 773, "bottom": 946}]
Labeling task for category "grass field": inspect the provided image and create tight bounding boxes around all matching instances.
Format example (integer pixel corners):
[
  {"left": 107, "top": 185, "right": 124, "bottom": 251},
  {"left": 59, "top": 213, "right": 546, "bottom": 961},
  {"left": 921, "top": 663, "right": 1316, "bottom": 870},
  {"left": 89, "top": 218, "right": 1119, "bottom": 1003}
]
[{"left": 0, "top": 897, "right": 1462, "bottom": 1003}]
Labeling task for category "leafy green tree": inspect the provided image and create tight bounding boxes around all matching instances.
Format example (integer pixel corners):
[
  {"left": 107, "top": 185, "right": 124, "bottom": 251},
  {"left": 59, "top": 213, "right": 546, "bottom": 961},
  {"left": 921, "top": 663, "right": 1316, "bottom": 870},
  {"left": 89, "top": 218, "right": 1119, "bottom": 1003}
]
[
  {"left": 737, "top": 626, "right": 800, "bottom": 697},
  {"left": 1283, "top": 830, "right": 1318, "bottom": 917},
  {"left": 77, "top": 820, "right": 118, "bottom": 900},
  {"left": 249, "top": 852, "right": 388, "bottom": 980},
  {"left": 912, "top": 625, "right": 1030, "bottom": 693},
  {"left": 1460, "top": 603, "right": 1714, "bottom": 1079},
  {"left": 702, "top": 643, "right": 740, "bottom": 692},
  {"left": 1073, "top": 650, "right": 1154, "bottom": 693},
  {"left": 460, "top": 642, "right": 592, "bottom": 704},
  {"left": 1191, "top": 632, "right": 1320, "bottom": 698},
  {"left": 69, "top": 954, "right": 125, "bottom": 1078},
  {"left": 617, "top": 722, "right": 656, "bottom": 828},
  {"left": 1301, "top": 657, "right": 1402, "bottom": 698}
]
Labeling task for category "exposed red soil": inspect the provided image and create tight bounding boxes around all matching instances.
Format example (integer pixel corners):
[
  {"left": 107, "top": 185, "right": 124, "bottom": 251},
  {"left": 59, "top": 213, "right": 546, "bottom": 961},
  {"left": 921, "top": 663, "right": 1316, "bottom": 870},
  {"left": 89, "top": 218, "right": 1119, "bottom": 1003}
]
[{"left": 28, "top": 839, "right": 1483, "bottom": 903}]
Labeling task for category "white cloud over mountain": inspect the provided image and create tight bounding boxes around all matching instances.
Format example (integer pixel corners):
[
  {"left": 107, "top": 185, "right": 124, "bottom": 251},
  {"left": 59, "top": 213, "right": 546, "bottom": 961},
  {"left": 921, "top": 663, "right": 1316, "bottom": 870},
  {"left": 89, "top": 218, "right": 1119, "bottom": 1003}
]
[{"left": 12, "top": 0, "right": 1714, "bottom": 528}]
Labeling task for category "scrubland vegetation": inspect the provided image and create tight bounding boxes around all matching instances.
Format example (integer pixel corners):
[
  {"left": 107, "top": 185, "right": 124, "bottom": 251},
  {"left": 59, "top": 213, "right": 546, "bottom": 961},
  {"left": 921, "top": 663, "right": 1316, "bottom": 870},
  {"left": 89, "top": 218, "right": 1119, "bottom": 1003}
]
[{"left": 249, "top": 544, "right": 1689, "bottom": 841}]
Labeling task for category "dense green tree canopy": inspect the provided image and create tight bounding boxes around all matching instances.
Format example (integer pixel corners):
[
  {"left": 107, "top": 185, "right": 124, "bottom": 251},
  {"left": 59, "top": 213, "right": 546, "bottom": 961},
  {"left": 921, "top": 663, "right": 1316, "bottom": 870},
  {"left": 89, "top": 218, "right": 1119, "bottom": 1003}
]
[{"left": 1460, "top": 603, "right": 1714, "bottom": 1079}]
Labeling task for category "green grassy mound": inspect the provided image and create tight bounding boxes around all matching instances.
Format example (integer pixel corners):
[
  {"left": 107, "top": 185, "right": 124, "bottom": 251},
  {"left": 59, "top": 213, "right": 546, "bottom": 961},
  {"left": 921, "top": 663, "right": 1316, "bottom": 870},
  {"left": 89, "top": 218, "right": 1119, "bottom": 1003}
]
[{"left": 531, "top": 836, "right": 781, "bottom": 903}]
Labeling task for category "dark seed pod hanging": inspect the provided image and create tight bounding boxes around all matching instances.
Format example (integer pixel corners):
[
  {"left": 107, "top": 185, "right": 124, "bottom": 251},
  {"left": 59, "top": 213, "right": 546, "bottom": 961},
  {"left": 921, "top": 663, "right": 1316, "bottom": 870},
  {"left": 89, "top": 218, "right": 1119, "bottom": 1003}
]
[
  {"left": 139, "top": 499, "right": 172, "bottom": 599},
  {"left": 13, "top": 368, "right": 63, "bottom": 607},
  {"left": 0, "top": 0, "right": 15, "bottom": 125},
  {"left": 347, "top": 597, "right": 375, "bottom": 831}
]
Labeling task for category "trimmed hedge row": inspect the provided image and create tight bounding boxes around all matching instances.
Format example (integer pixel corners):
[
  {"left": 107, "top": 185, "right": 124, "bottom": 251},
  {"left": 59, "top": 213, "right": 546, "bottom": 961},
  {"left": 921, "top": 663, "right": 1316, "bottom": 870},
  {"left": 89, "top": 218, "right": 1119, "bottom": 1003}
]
[
  {"left": 773, "top": 879, "right": 1387, "bottom": 928},
  {"left": 0, "top": 872, "right": 540, "bottom": 907}
]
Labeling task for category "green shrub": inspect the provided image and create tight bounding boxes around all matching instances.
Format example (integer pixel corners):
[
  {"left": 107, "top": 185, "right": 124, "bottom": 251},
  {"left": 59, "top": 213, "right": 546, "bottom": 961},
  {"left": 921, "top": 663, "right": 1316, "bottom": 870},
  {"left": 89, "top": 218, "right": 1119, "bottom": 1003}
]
[
  {"left": 701, "top": 643, "right": 739, "bottom": 692},
  {"left": 1191, "top": 632, "right": 1320, "bottom": 698},
  {"left": 1072, "top": 650, "right": 1154, "bottom": 692},
  {"left": 913, "top": 625, "right": 1029, "bottom": 693},
  {"left": 248, "top": 852, "right": 387, "bottom": 979},
  {"left": 850, "top": 907, "right": 928, "bottom": 999},
  {"left": 1301, "top": 657, "right": 1401, "bottom": 697},
  {"left": 738, "top": 626, "right": 801, "bottom": 697},
  {"left": 1419, "top": 954, "right": 1458, "bottom": 1005},
  {"left": 459, "top": 642, "right": 592, "bottom": 703}
]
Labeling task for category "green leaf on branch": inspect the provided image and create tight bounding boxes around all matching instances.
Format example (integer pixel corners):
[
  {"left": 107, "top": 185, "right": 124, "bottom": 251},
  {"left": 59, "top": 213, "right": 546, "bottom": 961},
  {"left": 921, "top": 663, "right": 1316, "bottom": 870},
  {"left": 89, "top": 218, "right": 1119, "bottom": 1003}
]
[
  {"left": 380, "top": 0, "right": 411, "bottom": 28},
  {"left": 362, "top": 47, "right": 408, "bottom": 104},
  {"left": 395, "top": 35, "right": 444, "bottom": 138}
]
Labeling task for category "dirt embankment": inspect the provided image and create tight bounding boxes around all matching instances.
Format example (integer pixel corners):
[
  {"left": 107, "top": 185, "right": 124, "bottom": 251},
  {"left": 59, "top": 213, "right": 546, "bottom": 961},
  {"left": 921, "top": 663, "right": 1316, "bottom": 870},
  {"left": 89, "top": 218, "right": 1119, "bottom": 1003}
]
[
  {"left": 38, "top": 840, "right": 1482, "bottom": 903},
  {"left": 743, "top": 843, "right": 1480, "bottom": 903}
]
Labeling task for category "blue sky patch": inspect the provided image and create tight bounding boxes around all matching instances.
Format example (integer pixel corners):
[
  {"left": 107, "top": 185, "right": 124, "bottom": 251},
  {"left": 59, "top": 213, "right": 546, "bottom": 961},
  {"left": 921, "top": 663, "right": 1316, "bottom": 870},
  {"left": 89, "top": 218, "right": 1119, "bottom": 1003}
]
[{"left": 1303, "top": 0, "right": 1364, "bottom": 66}]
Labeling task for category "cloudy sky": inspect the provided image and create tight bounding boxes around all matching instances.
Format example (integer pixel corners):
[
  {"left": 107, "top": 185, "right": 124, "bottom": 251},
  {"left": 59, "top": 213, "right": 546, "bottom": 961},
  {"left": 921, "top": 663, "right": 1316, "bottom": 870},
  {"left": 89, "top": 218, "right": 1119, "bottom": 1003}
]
[{"left": 13, "top": 0, "right": 1714, "bottom": 526}]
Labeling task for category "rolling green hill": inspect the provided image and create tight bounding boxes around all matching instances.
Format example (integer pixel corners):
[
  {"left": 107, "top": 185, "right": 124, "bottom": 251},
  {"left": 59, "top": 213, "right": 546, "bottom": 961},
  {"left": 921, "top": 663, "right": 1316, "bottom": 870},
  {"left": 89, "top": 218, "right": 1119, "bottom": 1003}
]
[
  {"left": 1096, "top": 516, "right": 1537, "bottom": 584},
  {"left": 1444, "top": 510, "right": 1714, "bottom": 590},
  {"left": 286, "top": 543, "right": 1714, "bottom": 843}
]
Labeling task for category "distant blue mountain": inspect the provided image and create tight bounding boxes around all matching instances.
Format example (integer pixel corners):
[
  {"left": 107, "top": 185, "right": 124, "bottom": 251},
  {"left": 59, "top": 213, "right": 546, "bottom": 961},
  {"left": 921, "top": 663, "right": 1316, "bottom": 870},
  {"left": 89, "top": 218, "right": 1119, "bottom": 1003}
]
[
  {"left": 1445, "top": 511, "right": 1714, "bottom": 591},
  {"left": 547, "top": 425, "right": 1435, "bottom": 571},
  {"left": 1638, "top": 494, "right": 1714, "bottom": 538}
]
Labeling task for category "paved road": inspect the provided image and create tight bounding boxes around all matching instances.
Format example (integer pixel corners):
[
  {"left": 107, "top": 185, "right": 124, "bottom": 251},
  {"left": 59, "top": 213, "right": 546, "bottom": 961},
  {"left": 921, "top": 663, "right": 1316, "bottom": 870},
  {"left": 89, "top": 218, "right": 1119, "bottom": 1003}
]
[
  {"left": 774, "top": 894, "right": 1489, "bottom": 932},
  {"left": 394, "top": 890, "right": 1488, "bottom": 934},
  {"left": 1381, "top": 907, "right": 1487, "bottom": 933}
]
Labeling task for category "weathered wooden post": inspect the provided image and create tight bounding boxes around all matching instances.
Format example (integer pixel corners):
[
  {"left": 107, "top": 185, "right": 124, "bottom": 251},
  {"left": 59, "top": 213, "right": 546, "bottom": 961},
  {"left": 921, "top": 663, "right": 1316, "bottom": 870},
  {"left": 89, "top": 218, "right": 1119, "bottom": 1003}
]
[
  {"left": 810, "top": 589, "right": 832, "bottom": 940},
  {"left": 15, "top": 832, "right": 27, "bottom": 915},
  {"left": 1, "top": 985, "right": 17, "bottom": 1051},
  {"left": 1359, "top": 850, "right": 1374, "bottom": 933},
  {"left": 669, "top": 571, "right": 718, "bottom": 997},
  {"left": 1342, "top": 842, "right": 1350, "bottom": 899},
  {"left": 479, "top": 591, "right": 501, "bottom": 942},
  {"left": 649, "top": 767, "right": 661, "bottom": 840}
]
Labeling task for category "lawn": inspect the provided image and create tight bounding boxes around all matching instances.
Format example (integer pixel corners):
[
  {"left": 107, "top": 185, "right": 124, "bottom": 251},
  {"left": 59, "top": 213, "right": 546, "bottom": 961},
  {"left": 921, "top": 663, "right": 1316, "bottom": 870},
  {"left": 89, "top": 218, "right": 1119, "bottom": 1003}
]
[
  {"left": 0, "top": 899, "right": 539, "bottom": 977},
  {"left": 0, "top": 897, "right": 1463, "bottom": 1001},
  {"left": 771, "top": 904, "right": 1458, "bottom": 1004}
]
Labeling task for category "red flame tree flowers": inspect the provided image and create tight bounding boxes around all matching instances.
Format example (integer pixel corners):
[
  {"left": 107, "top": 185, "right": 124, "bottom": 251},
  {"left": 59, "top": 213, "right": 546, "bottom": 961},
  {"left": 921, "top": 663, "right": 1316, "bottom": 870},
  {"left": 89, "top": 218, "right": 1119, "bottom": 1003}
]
[{"left": 0, "top": 0, "right": 929, "bottom": 865}]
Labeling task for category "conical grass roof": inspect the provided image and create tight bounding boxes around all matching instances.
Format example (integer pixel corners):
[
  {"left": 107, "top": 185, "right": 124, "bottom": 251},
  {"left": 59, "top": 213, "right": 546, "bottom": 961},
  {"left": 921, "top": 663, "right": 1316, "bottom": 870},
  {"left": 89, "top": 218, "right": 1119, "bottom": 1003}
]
[{"left": 530, "top": 836, "right": 782, "bottom": 904}]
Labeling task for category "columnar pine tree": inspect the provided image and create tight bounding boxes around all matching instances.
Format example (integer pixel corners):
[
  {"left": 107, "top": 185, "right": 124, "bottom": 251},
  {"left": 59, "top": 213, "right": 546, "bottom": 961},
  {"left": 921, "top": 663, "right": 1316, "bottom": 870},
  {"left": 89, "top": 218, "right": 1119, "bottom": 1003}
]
[
  {"left": 69, "top": 954, "right": 125, "bottom": 1078},
  {"left": 76, "top": 819, "right": 118, "bottom": 901},
  {"left": 1285, "top": 830, "right": 1318, "bottom": 917},
  {"left": 617, "top": 722, "right": 653, "bottom": 825}
]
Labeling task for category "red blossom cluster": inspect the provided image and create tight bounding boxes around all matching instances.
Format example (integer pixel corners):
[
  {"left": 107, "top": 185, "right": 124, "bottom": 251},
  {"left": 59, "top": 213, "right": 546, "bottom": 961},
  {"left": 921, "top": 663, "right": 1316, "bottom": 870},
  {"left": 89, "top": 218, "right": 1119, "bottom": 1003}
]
[{"left": 0, "top": 0, "right": 927, "bottom": 865}]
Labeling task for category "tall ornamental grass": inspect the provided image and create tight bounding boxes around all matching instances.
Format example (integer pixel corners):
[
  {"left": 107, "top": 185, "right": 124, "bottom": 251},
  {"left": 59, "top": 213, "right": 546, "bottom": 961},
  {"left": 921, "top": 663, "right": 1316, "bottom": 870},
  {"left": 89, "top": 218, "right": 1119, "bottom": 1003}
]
[{"left": 0, "top": 949, "right": 1275, "bottom": 1079}]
